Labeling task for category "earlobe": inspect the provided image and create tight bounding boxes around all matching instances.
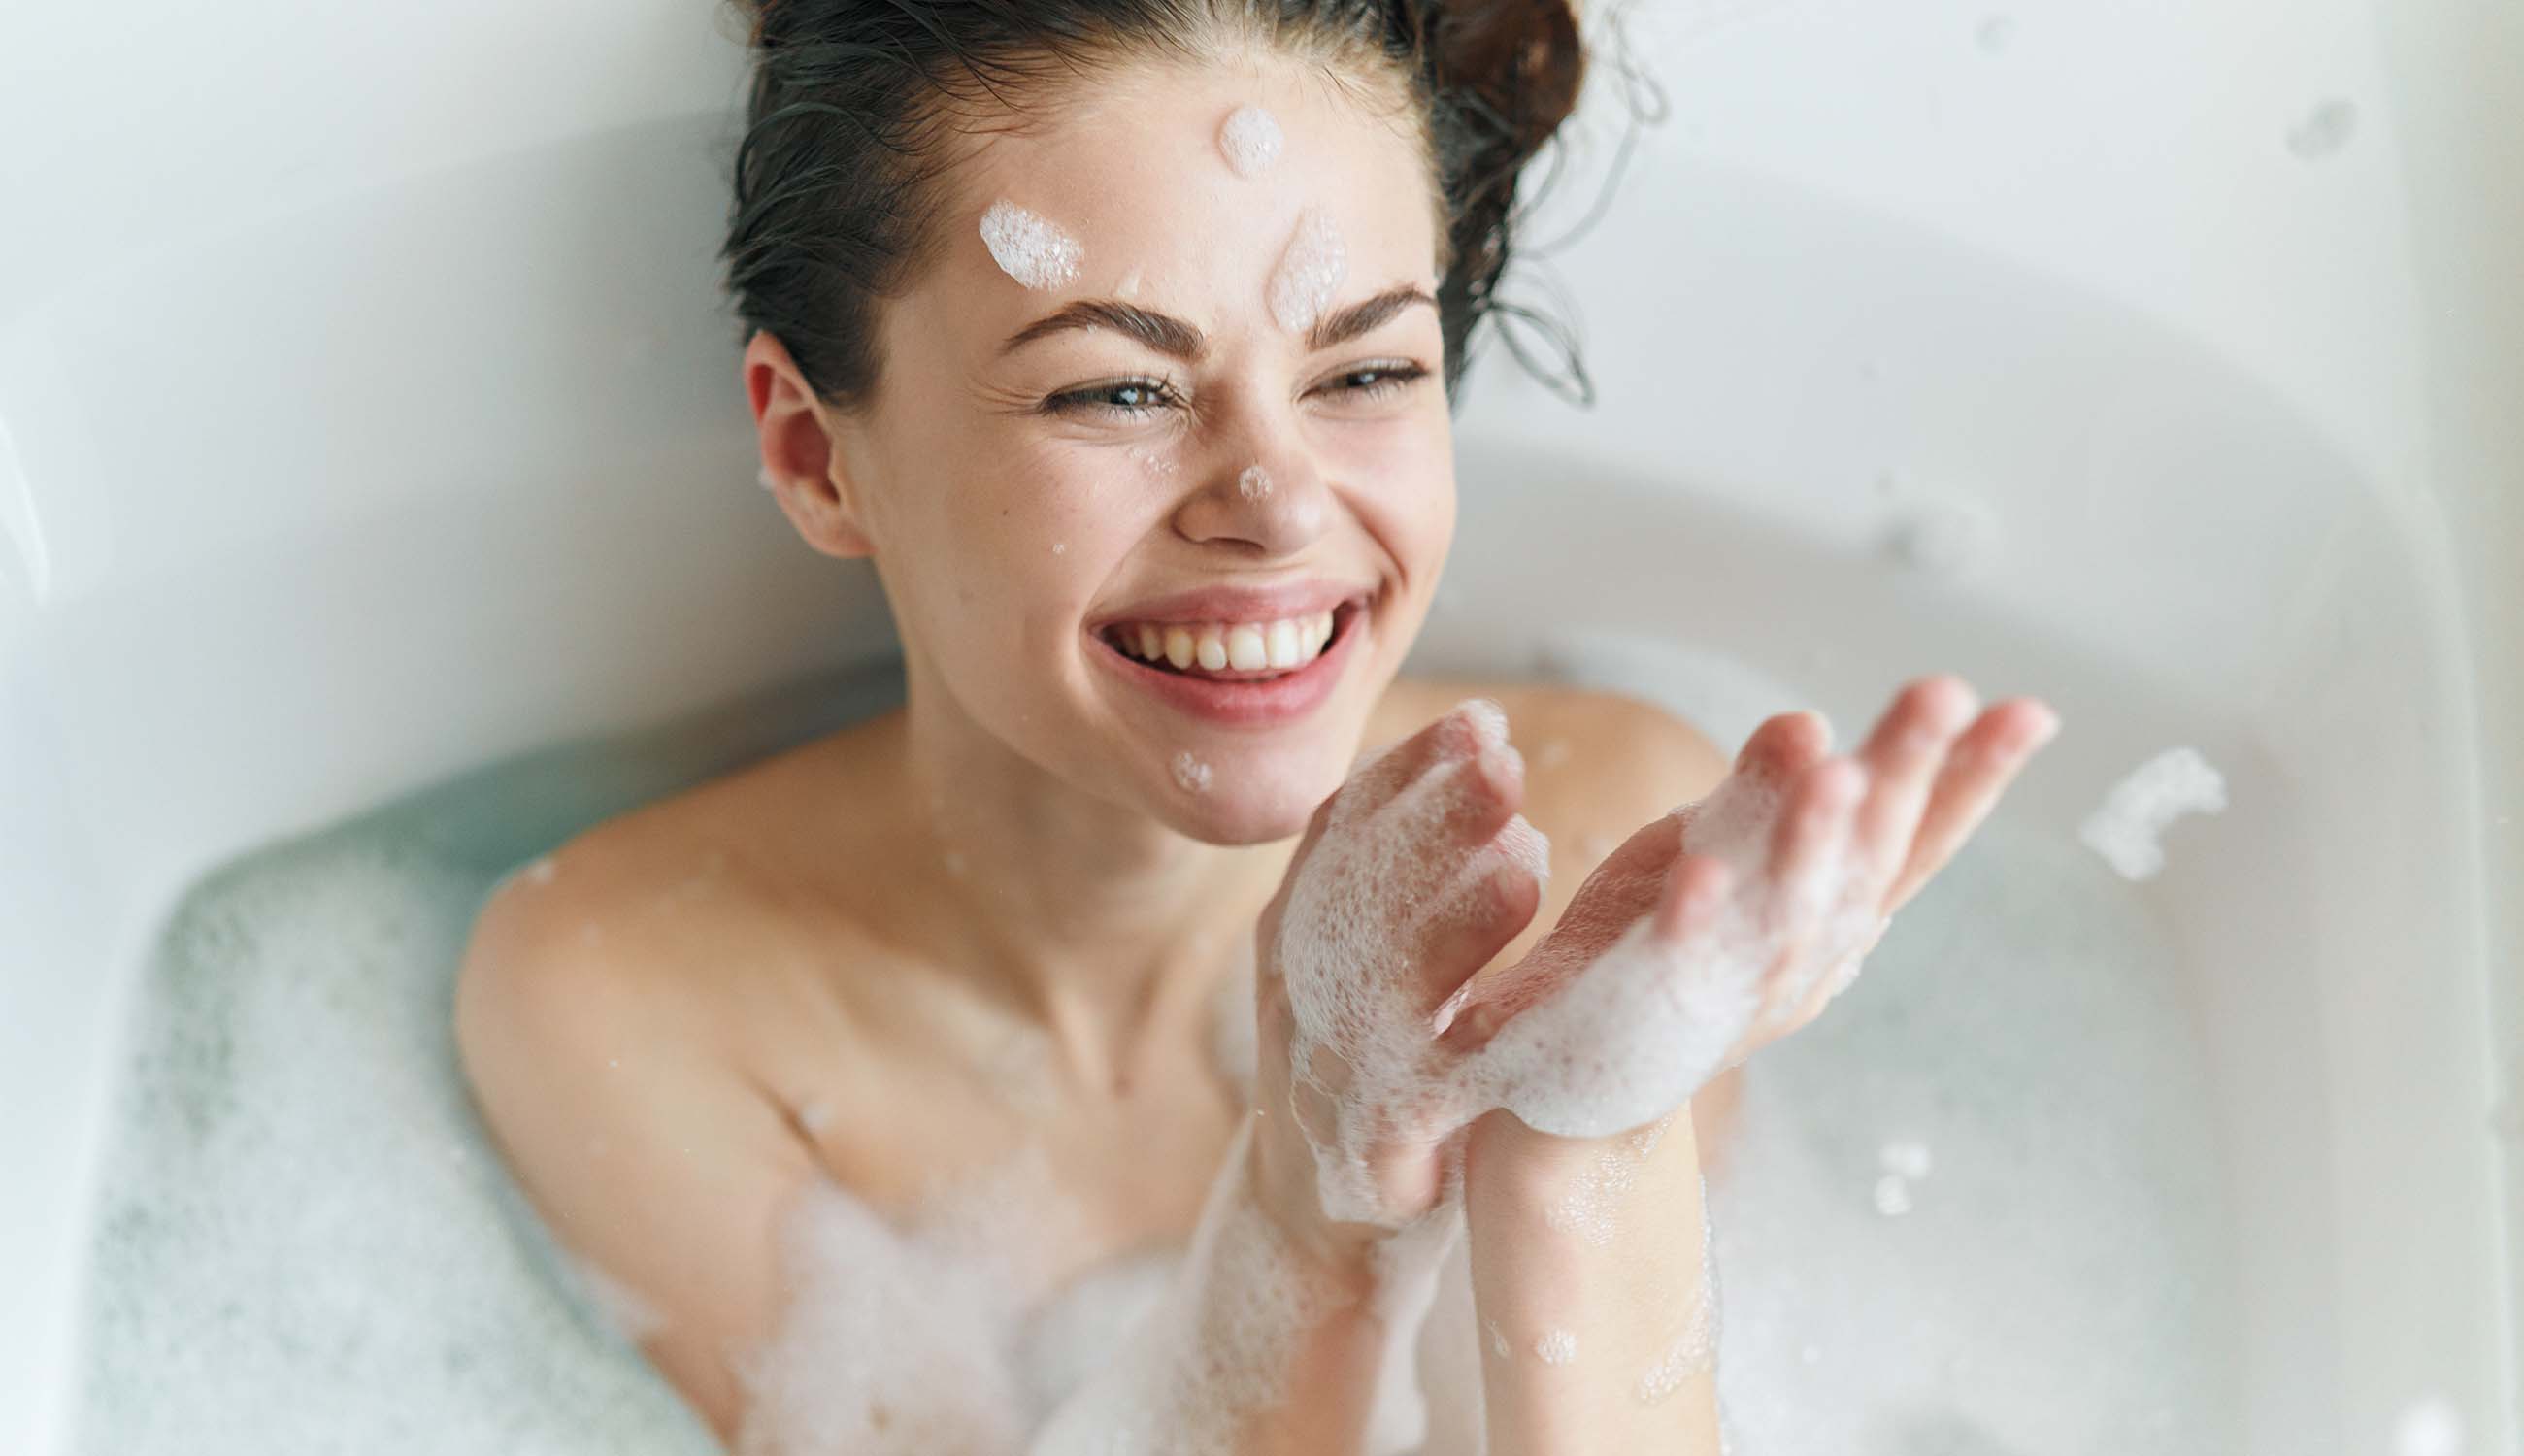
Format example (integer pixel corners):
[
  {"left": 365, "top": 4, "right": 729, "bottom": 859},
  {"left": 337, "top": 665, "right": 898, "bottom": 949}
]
[{"left": 742, "top": 331, "right": 878, "bottom": 561}]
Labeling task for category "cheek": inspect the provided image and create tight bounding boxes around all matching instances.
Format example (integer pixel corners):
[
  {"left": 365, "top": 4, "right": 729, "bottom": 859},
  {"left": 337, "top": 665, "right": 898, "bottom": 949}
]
[{"left": 1328, "top": 419, "right": 1455, "bottom": 546}]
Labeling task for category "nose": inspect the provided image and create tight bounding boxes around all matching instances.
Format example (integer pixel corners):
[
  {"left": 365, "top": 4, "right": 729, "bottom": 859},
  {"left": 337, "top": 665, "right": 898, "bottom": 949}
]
[{"left": 1168, "top": 412, "right": 1331, "bottom": 559}]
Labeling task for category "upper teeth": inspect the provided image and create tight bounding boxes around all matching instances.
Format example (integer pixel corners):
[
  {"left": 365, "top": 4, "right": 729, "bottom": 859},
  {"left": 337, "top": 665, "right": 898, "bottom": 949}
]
[{"left": 1111, "top": 610, "right": 1338, "bottom": 674}]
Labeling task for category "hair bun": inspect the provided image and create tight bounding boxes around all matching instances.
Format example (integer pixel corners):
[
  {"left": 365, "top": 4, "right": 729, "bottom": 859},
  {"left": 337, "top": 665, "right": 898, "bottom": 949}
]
[{"left": 1426, "top": 0, "right": 1587, "bottom": 162}]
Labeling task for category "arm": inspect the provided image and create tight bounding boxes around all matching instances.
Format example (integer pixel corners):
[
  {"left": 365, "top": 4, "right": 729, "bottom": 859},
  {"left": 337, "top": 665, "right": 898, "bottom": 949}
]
[
  {"left": 1454, "top": 693, "right": 1730, "bottom": 1453},
  {"left": 454, "top": 875, "right": 816, "bottom": 1446},
  {"left": 1460, "top": 1109, "right": 1720, "bottom": 1453}
]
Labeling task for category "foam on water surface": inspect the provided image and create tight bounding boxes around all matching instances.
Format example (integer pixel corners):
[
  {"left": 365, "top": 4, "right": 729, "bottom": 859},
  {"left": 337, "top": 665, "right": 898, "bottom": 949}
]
[
  {"left": 66, "top": 652, "right": 2241, "bottom": 1454},
  {"left": 2079, "top": 745, "right": 2226, "bottom": 881}
]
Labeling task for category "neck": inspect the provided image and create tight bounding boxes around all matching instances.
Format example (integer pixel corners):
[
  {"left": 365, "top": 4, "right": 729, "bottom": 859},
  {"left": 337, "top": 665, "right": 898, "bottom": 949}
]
[{"left": 872, "top": 661, "right": 1304, "bottom": 1088}]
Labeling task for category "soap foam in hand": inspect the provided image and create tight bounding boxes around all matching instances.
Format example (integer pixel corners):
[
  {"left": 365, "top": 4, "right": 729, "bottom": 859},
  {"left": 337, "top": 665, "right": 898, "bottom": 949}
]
[
  {"left": 1458, "top": 758, "right": 1881, "bottom": 1140},
  {"left": 1272, "top": 698, "right": 1550, "bottom": 1227}
]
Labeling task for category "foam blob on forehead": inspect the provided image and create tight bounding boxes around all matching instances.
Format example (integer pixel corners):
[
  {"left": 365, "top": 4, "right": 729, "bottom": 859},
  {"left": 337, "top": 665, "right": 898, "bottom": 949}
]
[
  {"left": 980, "top": 199, "right": 1084, "bottom": 290},
  {"left": 1267, "top": 208, "right": 1347, "bottom": 335},
  {"left": 1217, "top": 104, "right": 1284, "bottom": 177}
]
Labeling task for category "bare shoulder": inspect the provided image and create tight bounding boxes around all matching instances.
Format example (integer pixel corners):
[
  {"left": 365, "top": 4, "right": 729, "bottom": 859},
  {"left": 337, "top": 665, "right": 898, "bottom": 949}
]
[
  {"left": 453, "top": 785, "right": 834, "bottom": 1443},
  {"left": 1382, "top": 673, "right": 1734, "bottom": 827}
]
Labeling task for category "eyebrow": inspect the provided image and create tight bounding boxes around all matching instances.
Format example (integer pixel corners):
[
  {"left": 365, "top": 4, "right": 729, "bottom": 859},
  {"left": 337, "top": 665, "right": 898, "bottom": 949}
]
[{"left": 996, "top": 282, "right": 1439, "bottom": 361}]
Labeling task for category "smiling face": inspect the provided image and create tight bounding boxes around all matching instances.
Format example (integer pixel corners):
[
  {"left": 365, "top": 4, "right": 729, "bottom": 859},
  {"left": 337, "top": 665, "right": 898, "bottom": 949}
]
[{"left": 763, "top": 51, "right": 1455, "bottom": 845}]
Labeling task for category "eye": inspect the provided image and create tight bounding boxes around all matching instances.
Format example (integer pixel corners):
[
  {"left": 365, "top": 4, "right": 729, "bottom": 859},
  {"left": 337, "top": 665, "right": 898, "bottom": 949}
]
[
  {"left": 1316, "top": 360, "right": 1432, "bottom": 402},
  {"left": 1046, "top": 377, "right": 1181, "bottom": 419}
]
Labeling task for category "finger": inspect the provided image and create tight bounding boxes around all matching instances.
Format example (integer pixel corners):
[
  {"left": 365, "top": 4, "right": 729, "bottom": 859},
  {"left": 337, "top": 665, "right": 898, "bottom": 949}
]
[
  {"left": 1434, "top": 740, "right": 1527, "bottom": 850},
  {"left": 1420, "top": 848, "right": 1549, "bottom": 1030},
  {"left": 1650, "top": 851, "right": 1734, "bottom": 943},
  {"left": 1733, "top": 709, "right": 1832, "bottom": 781},
  {"left": 1848, "top": 676, "right": 1979, "bottom": 894},
  {"left": 1763, "top": 756, "right": 1867, "bottom": 925},
  {"left": 1375, "top": 741, "right": 1528, "bottom": 892},
  {"left": 1341, "top": 697, "right": 1511, "bottom": 825},
  {"left": 1884, "top": 698, "right": 2060, "bottom": 909}
]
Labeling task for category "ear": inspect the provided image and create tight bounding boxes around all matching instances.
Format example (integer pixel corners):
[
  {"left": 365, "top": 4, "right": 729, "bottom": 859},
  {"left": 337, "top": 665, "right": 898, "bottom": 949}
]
[{"left": 743, "top": 330, "right": 878, "bottom": 560}]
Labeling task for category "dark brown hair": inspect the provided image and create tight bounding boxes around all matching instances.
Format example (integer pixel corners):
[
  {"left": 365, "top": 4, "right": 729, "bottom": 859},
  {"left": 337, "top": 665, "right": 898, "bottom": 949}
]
[{"left": 721, "top": 0, "right": 1611, "bottom": 414}]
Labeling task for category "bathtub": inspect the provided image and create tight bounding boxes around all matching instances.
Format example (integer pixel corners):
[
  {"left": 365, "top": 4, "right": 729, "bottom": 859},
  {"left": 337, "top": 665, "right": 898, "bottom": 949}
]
[{"left": 2, "top": 0, "right": 2515, "bottom": 1451}]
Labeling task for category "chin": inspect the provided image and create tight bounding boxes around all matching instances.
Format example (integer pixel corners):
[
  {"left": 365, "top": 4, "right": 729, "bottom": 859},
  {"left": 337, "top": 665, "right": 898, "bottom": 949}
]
[{"left": 1172, "top": 757, "right": 1346, "bottom": 845}]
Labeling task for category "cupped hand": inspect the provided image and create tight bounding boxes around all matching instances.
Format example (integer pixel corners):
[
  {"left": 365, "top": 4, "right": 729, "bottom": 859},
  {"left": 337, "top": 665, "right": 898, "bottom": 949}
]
[
  {"left": 1246, "top": 698, "right": 1552, "bottom": 1255},
  {"left": 1444, "top": 675, "right": 2059, "bottom": 1141}
]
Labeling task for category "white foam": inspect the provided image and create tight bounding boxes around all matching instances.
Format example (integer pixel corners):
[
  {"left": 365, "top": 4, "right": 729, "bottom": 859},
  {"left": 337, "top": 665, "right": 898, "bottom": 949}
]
[
  {"left": 2079, "top": 746, "right": 2227, "bottom": 880},
  {"left": 1266, "top": 208, "right": 1346, "bottom": 335},
  {"left": 1975, "top": 13, "right": 2016, "bottom": 52},
  {"left": 1216, "top": 105, "right": 1283, "bottom": 178},
  {"left": 1051, "top": 542, "right": 1066, "bottom": 555},
  {"left": 1534, "top": 1329, "right": 1578, "bottom": 1365},
  {"left": 1458, "top": 762, "right": 1882, "bottom": 1140},
  {"left": 979, "top": 199, "right": 1084, "bottom": 291},
  {"left": 1545, "top": 1113, "right": 1669, "bottom": 1247},
  {"left": 756, "top": 466, "right": 777, "bottom": 491},
  {"left": 1015, "top": 1250, "right": 1176, "bottom": 1417},
  {"left": 796, "top": 1098, "right": 834, "bottom": 1136},
  {"left": 1237, "top": 464, "right": 1273, "bottom": 501},
  {"left": 1870, "top": 1174, "right": 1913, "bottom": 1217},
  {"left": 1172, "top": 750, "right": 1212, "bottom": 793},
  {"left": 1708, "top": 824, "right": 2237, "bottom": 1451},
  {"left": 1031, "top": 1119, "right": 1364, "bottom": 1456},
  {"left": 1114, "top": 266, "right": 1144, "bottom": 300},
  {"left": 1275, "top": 699, "right": 1551, "bottom": 1224},
  {"left": 733, "top": 1172, "right": 1034, "bottom": 1455}
]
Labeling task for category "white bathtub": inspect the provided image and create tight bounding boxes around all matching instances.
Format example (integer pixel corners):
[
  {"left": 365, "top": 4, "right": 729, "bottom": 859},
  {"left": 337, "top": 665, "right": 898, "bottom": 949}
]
[{"left": 2, "top": 1, "right": 2515, "bottom": 1452}]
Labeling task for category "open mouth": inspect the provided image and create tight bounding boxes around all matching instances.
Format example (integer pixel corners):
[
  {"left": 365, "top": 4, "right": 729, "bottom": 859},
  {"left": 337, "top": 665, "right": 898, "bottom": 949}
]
[{"left": 1092, "top": 594, "right": 1369, "bottom": 682}]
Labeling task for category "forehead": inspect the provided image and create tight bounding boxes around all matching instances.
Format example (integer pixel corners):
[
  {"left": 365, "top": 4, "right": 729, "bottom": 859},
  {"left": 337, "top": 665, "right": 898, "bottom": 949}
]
[{"left": 922, "top": 53, "right": 1440, "bottom": 342}]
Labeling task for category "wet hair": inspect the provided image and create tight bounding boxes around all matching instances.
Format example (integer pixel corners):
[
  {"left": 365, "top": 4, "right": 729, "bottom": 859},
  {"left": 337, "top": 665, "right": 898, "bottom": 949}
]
[{"left": 720, "top": 0, "right": 1623, "bottom": 414}]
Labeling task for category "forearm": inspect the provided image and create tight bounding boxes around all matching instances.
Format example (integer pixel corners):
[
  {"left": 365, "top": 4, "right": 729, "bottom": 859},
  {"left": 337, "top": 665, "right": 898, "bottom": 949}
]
[{"left": 1461, "top": 1106, "right": 1722, "bottom": 1455}]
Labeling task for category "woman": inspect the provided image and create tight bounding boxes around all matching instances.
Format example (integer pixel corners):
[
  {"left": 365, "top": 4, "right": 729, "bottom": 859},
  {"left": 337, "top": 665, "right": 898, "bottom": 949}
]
[{"left": 454, "top": 1, "right": 2059, "bottom": 1450}]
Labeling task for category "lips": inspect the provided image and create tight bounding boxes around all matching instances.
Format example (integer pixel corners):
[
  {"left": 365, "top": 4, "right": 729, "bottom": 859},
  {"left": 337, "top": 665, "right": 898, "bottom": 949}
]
[
  {"left": 1087, "top": 594, "right": 1370, "bottom": 727},
  {"left": 1088, "top": 579, "right": 1374, "bottom": 632}
]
